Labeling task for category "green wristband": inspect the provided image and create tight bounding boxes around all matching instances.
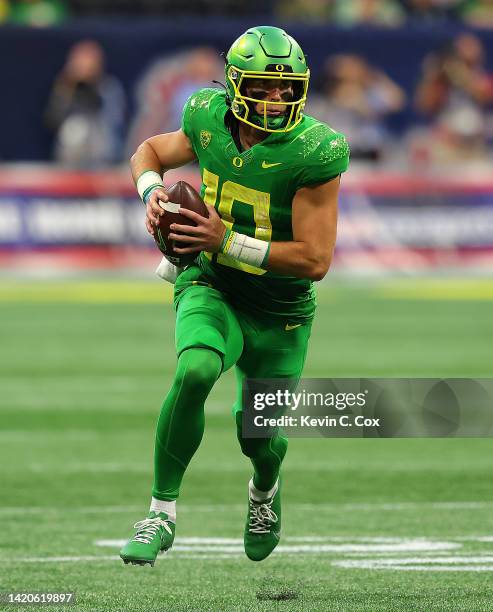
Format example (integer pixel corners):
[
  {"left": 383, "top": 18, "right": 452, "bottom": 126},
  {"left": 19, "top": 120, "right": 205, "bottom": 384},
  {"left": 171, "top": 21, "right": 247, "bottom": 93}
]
[
  {"left": 142, "top": 184, "right": 163, "bottom": 205},
  {"left": 220, "top": 228, "right": 232, "bottom": 253}
]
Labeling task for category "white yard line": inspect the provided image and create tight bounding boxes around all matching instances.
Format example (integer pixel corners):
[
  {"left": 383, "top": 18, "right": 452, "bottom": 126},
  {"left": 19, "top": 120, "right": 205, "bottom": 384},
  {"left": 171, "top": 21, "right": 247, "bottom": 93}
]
[
  {"left": 335, "top": 563, "right": 493, "bottom": 572},
  {"left": 94, "top": 538, "right": 460, "bottom": 555},
  {"left": 96, "top": 537, "right": 242, "bottom": 547},
  {"left": 335, "top": 555, "right": 493, "bottom": 567},
  {"left": 6, "top": 555, "right": 493, "bottom": 568},
  {"left": 458, "top": 535, "right": 493, "bottom": 542},
  {"left": 178, "top": 542, "right": 459, "bottom": 554},
  {"left": 374, "top": 565, "right": 493, "bottom": 572},
  {"left": 4, "top": 536, "right": 493, "bottom": 568},
  {"left": 333, "top": 556, "right": 493, "bottom": 572}
]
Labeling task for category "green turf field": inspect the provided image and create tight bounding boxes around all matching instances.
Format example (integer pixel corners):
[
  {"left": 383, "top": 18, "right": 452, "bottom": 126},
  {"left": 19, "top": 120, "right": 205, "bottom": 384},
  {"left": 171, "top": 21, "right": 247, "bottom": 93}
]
[{"left": 2, "top": 278, "right": 493, "bottom": 611}]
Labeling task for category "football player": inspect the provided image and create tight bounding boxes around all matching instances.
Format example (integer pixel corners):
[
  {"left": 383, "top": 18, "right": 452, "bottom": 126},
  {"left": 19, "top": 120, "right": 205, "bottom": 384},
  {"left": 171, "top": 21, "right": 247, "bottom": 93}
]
[{"left": 120, "top": 25, "right": 349, "bottom": 566}]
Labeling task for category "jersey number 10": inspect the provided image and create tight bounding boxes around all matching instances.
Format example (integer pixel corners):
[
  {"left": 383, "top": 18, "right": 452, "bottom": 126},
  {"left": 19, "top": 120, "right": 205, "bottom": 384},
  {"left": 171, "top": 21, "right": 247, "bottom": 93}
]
[{"left": 202, "top": 168, "right": 272, "bottom": 276}]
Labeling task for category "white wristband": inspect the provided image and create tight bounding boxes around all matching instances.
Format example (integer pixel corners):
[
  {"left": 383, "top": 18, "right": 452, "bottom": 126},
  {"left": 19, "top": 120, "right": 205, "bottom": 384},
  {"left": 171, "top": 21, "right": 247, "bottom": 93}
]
[
  {"left": 136, "top": 170, "right": 164, "bottom": 203},
  {"left": 223, "top": 231, "right": 270, "bottom": 268}
]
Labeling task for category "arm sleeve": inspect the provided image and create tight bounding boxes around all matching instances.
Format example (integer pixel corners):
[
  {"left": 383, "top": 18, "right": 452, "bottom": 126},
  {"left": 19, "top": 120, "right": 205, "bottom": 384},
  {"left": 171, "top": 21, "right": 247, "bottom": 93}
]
[{"left": 296, "top": 133, "right": 350, "bottom": 188}]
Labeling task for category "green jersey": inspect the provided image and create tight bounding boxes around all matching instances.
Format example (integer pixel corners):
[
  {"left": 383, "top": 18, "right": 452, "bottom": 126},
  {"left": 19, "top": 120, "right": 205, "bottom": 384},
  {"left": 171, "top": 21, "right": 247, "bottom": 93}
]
[{"left": 180, "top": 88, "right": 350, "bottom": 323}]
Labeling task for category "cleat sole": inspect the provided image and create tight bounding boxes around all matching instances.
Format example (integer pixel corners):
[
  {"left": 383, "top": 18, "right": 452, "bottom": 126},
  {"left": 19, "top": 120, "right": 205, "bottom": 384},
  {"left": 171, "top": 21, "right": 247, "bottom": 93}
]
[{"left": 121, "top": 557, "right": 155, "bottom": 567}]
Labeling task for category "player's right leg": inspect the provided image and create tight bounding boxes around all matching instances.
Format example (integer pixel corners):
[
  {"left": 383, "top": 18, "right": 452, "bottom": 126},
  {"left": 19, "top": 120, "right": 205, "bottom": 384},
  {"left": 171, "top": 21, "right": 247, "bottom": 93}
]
[
  {"left": 120, "top": 274, "right": 243, "bottom": 566},
  {"left": 232, "top": 315, "right": 312, "bottom": 561}
]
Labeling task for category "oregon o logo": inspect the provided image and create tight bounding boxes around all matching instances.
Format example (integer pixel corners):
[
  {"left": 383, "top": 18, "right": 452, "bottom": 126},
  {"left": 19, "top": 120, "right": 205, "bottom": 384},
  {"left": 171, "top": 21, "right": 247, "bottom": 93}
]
[
  {"left": 232, "top": 156, "right": 243, "bottom": 168},
  {"left": 276, "top": 64, "right": 284, "bottom": 71}
]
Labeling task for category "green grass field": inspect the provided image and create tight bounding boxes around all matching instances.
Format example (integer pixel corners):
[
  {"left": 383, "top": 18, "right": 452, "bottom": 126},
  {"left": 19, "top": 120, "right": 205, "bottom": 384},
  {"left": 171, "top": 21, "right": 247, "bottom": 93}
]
[{"left": 2, "top": 278, "right": 493, "bottom": 611}]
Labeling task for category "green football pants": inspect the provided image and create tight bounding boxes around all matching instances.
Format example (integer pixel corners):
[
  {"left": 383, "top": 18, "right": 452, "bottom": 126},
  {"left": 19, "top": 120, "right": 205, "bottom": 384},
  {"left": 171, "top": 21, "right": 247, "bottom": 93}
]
[{"left": 152, "top": 280, "right": 312, "bottom": 501}]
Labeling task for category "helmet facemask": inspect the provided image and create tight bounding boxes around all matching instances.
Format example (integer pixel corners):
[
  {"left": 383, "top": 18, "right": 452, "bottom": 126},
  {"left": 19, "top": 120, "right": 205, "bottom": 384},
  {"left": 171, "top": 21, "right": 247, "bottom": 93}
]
[{"left": 226, "top": 65, "right": 309, "bottom": 133}]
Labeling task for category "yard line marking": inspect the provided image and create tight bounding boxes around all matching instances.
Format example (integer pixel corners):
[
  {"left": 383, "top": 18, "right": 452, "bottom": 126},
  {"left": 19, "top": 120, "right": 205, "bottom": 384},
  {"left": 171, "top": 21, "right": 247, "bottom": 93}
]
[
  {"left": 96, "top": 537, "right": 243, "bottom": 547},
  {"left": 376, "top": 565, "right": 493, "bottom": 571},
  {"left": 183, "top": 542, "right": 459, "bottom": 554},
  {"left": 4, "top": 534, "right": 493, "bottom": 567},
  {"left": 95, "top": 538, "right": 460, "bottom": 555},
  {"left": 333, "top": 556, "right": 493, "bottom": 572},
  {"left": 279, "top": 542, "right": 460, "bottom": 553},
  {"left": 5, "top": 555, "right": 493, "bottom": 568},
  {"left": 335, "top": 555, "right": 493, "bottom": 567},
  {"left": 93, "top": 536, "right": 466, "bottom": 547}
]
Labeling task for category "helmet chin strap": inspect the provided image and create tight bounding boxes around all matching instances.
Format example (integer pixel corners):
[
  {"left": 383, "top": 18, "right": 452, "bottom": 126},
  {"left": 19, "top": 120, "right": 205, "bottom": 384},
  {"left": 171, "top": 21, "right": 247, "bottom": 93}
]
[
  {"left": 248, "top": 102, "right": 288, "bottom": 130},
  {"left": 252, "top": 113, "right": 287, "bottom": 130}
]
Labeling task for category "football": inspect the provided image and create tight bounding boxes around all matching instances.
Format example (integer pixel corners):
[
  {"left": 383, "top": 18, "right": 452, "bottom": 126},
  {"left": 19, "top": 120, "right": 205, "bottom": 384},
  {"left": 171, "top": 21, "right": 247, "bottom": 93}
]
[{"left": 153, "top": 180, "right": 208, "bottom": 266}]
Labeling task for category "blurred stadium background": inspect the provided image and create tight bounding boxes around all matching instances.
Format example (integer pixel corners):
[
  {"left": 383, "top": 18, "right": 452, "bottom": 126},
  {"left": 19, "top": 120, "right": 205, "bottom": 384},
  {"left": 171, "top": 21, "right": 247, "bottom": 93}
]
[{"left": 2, "top": 2, "right": 493, "bottom": 610}]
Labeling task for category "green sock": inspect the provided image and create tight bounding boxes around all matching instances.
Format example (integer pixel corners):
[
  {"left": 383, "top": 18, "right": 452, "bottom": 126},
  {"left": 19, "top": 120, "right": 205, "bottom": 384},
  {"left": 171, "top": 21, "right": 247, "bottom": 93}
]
[
  {"left": 152, "top": 348, "right": 222, "bottom": 501},
  {"left": 235, "top": 411, "right": 288, "bottom": 492}
]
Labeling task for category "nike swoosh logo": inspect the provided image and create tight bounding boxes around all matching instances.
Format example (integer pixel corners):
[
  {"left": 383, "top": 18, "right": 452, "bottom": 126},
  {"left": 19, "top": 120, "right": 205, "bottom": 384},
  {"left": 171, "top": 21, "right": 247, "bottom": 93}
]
[
  {"left": 285, "top": 323, "right": 302, "bottom": 331},
  {"left": 262, "top": 161, "right": 282, "bottom": 169}
]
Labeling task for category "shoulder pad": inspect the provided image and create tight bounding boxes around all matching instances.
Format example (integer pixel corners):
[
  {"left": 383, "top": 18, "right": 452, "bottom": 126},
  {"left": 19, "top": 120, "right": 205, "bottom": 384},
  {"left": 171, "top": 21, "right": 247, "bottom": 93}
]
[{"left": 187, "top": 88, "right": 223, "bottom": 114}]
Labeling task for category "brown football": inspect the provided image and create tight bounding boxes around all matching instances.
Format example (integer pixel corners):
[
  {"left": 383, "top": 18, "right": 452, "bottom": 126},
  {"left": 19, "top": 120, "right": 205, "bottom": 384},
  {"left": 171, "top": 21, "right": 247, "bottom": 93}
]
[{"left": 154, "top": 180, "right": 208, "bottom": 266}]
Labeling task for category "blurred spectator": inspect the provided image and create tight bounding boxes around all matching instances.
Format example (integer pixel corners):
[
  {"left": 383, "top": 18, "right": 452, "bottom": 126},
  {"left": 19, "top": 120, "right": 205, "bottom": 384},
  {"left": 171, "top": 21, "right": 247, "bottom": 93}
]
[
  {"left": 400, "top": 0, "right": 464, "bottom": 21},
  {"left": 306, "top": 54, "right": 406, "bottom": 160},
  {"left": 45, "top": 40, "right": 126, "bottom": 168},
  {"left": 69, "top": 0, "right": 267, "bottom": 17},
  {"left": 276, "top": 0, "right": 333, "bottom": 22},
  {"left": 334, "top": 0, "right": 405, "bottom": 26},
  {"left": 460, "top": 0, "right": 493, "bottom": 27},
  {"left": 414, "top": 33, "right": 493, "bottom": 159},
  {"left": 9, "top": 0, "right": 66, "bottom": 26},
  {"left": 127, "top": 47, "right": 223, "bottom": 153},
  {"left": 277, "top": 0, "right": 464, "bottom": 24}
]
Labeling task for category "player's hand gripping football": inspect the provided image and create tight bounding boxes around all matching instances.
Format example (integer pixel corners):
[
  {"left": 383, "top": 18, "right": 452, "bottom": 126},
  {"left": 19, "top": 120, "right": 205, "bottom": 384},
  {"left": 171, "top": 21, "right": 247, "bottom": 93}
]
[
  {"left": 168, "top": 205, "right": 227, "bottom": 254},
  {"left": 144, "top": 188, "right": 168, "bottom": 237}
]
